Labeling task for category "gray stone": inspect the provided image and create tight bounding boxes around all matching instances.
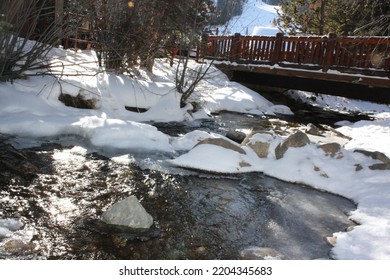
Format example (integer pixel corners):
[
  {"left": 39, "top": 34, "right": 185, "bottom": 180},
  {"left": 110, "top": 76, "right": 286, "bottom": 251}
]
[
  {"left": 369, "top": 163, "right": 390, "bottom": 170},
  {"left": 355, "top": 164, "right": 363, "bottom": 171},
  {"left": 354, "top": 149, "right": 390, "bottom": 164},
  {"left": 226, "top": 129, "right": 247, "bottom": 144},
  {"left": 239, "top": 160, "right": 251, "bottom": 167},
  {"left": 4, "top": 239, "right": 36, "bottom": 253},
  {"left": 58, "top": 88, "right": 100, "bottom": 109},
  {"left": 314, "top": 165, "right": 329, "bottom": 178},
  {"left": 195, "top": 137, "right": 246, "bottom": 154},
  {"left": 305, "top": 123, "right": 322, "bottom": 136},
  {"left": 326, "top": 236, "right": 337, "bottom": 247},
  {"left": 275, "top": 131, "right": 310, "bottom": 159},
  {"left": 240, "top": 247, "right": 283, "bottom": 260},
  {"left": 242, "top": 132, "right": 274, "bottom": 158},
  {"left": 248, "top": 141, "right": 270, "bottom": 158},
  {"left": 102, "top": 196, "right": 153, "bottom": 229},
  {"left": 318, "top": 142, "right": 342, "bottom": 158}
]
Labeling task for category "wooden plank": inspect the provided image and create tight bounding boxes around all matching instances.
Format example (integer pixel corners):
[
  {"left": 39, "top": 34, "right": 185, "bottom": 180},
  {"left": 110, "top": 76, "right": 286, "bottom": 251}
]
[
  {"left": 292, "top": 41, "right": 298, "bottom": 63},
  {"left": 254, "top": 40, "right": 261, "bottom": 61}
]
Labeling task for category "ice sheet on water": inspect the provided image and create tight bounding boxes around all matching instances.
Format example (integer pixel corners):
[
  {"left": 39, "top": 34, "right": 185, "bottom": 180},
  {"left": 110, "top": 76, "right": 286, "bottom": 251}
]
[
  {"left": 0, "top": 218, "right": 23, "bottom": 232},
  {"left": 0, "top": 227, "right": 11, "bottom": 239}
]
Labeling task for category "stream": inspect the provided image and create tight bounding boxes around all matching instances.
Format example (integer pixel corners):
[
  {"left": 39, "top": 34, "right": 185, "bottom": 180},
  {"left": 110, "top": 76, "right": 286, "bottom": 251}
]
[{"left": 0, "top": 100, "right": 361, "bottom": 260}]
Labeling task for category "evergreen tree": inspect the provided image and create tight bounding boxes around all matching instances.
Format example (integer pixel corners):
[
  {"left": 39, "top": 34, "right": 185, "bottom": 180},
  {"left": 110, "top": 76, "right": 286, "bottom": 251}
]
[
  {"left": 213, "top": 0, "right": 245, "bottom": 25},
  {"left": 275, "top": 0, "right": 318, "bottom": 35},
  {"left": 276, "top": 0, "right": 390, "bottom": 36},
  {"left": 353, "top": 0, "right": 390, "bottom": 35}
]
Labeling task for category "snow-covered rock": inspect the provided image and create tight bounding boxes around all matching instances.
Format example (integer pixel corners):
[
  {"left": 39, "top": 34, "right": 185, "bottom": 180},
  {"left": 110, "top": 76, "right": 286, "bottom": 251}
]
[
  {"left": 170, "top": 143, "right": 252, "bottom": 173},
  {"left": 195, "top": 137, "right": 246, "bottom": 154},
  {"left": 305, "top": 123, "right": 322, "bottom": 136},
  {"left": 242, "top": 132, "right": 275, "bottom": 158},
  {"left": 275, "top": 131, "right": 310, "bottom": 159}
]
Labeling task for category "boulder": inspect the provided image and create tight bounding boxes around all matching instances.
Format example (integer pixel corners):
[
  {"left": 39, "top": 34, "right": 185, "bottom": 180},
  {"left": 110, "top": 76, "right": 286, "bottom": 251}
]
[
  {"left": 242, "top": 132, "right": 274, "bottom": 158},
  {"left": 354, "top": 149, "right": 390, "bottom": 164},
  {"left": 4, "top": 239, "right": 36, "bottom": 253},
  {"left": 275, "top": 131, "right": 310, "bottom": 159},
  {"left": 369, "top": 163, "right": 390, "bottom": 170},
  {"left": 195, "top": 138, "right": 246, "bottom": 155},
  {"left": 354, "top": 150, "right": 390, "bottom": 170},
  {"left": 101, "top": 196, "right": 153, "bottom": 229},
  {"left": 326, "top": 236, "right": 337, "bottom": 247},
  {"left": 305, "top": 123, "right": 322, "bottom": 136},
  {"left": 248, "top": 141, "right": 270, "bottom": 158},
  {"left": 318, "top": 142, "right": 342, "bottom": 158},
  {"left": 226, "top": 129, "right": 247, "bottom": 144},
  {"left": 240, "top": 246, "right": 283, "bottom": 260},
  {"left": 58, "top": 88, "right": 100, "bottom": 109}
]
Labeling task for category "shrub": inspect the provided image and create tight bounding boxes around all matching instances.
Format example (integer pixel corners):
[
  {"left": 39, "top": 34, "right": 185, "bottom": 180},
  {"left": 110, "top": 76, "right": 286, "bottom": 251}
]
[{"left": 0, "top": 0, "right": 63, "bottom": 81}]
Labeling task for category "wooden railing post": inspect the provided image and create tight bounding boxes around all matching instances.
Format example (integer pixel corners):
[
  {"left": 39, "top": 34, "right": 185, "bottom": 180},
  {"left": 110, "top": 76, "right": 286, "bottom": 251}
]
[
  {"left": 323, "top": 33, "right": 337, "bottom": 72},
  {"left": 271, "top": 32, "right": 284, "bottom": 65},
  {"left": 388, "top": 60, "right": 390, "bottom": 79},
  {"left": 230, "top": 33, "right": 241, "bottom": 62}
]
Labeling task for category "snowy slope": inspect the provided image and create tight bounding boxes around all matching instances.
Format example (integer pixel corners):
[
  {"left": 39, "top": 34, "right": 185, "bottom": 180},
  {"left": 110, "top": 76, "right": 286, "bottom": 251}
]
[{"left": 220, "top": 0, "right": 280, "bottom": 35}]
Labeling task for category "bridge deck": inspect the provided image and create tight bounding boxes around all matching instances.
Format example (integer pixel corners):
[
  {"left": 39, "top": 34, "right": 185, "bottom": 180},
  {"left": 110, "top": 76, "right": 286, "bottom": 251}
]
[
  {"left": 199, "top": 34, "right": 390, "bottom": 103},
  {"left": 216, "top": 63, "right": 390, "bottom": 104}
]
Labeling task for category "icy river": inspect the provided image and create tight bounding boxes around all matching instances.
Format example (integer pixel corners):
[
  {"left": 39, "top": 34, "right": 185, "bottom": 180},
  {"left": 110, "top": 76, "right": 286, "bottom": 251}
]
[{"left": 0, "top": 108, "right": 360, "bottom": 260}]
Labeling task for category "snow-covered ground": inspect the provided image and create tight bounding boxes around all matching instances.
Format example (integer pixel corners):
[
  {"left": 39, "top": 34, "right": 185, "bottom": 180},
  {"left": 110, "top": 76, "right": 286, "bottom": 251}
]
[{"left": 1, "top": 1, "right": 390, "bottom": 260}]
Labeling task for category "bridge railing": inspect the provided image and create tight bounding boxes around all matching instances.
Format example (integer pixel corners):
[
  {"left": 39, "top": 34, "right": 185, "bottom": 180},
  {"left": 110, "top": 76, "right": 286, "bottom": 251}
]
[{"left": 198, "top": 33, "right": 390, "bottom": 78}]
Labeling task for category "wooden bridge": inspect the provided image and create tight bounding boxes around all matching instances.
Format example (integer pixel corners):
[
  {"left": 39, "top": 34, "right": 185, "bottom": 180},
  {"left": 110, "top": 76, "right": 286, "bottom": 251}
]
[{"left": 198, "top": 33, "right": 390, "bottom": 104}]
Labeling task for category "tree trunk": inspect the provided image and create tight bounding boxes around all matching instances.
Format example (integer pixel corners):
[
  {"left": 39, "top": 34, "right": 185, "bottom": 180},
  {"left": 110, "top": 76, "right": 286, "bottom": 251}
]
[
  {"left": 319, "top": 0, "right": 326, "bottom": 35},
  {"left": 55, "top": 0, "right": 64, "bottom": 47}
]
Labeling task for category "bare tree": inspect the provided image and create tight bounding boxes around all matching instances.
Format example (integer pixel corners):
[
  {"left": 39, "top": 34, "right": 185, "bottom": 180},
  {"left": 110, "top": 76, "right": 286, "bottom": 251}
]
[
  {"left": 0, "top": 0, "right": 69, "bottom": 81},
  {"left": 171, "top": 0, "right": 216, "bottom": 107}
]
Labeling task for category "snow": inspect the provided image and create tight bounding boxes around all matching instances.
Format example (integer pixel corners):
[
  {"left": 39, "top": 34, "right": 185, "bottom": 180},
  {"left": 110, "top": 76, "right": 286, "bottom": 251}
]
[
  {"left": 337, "top": 117, "right": 390, "bottom": 158},
  {"left": 219, "top": 0, "right": 280, "bottom": 35},
  {"left": 171, "top": 144, "right": 252, "bottom": 173},
  {"left": 1, "top": 1, "right": 390, "bottom": 260},
  {"left": 252, "top": 26, "right": 280, "bottom": 36}
]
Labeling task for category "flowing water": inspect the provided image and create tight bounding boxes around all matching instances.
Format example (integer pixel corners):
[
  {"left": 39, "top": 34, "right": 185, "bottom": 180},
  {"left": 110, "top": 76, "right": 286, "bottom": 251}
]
[{"left": 0, "top": 109, "right": 359, "bottom": 260}]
